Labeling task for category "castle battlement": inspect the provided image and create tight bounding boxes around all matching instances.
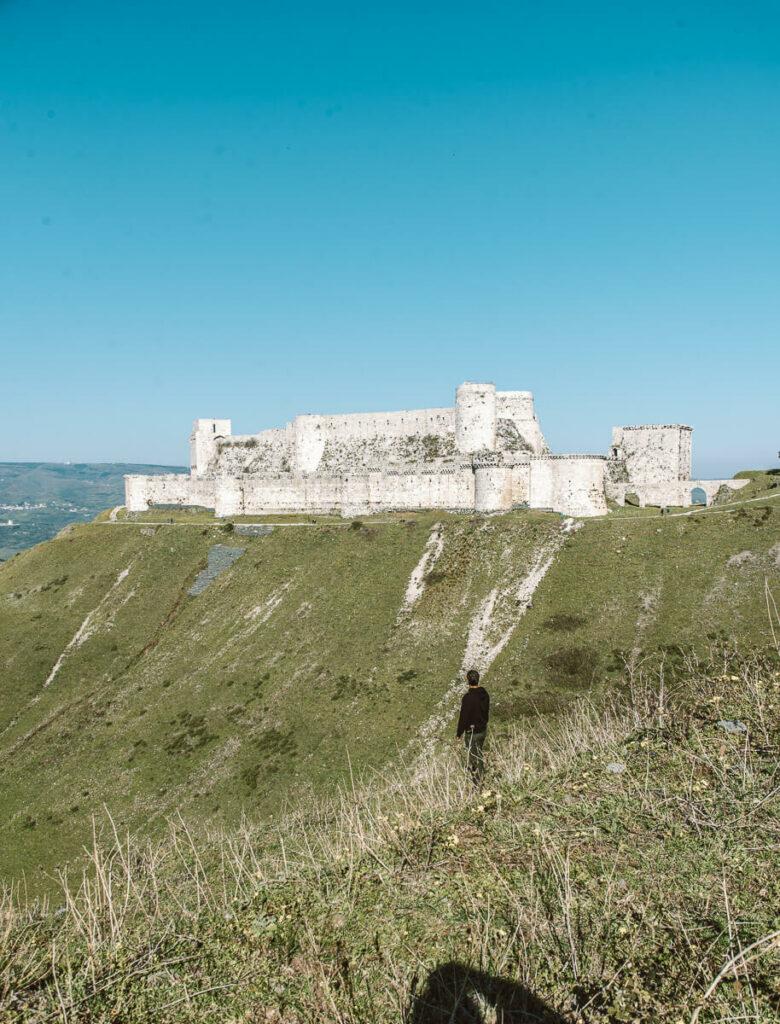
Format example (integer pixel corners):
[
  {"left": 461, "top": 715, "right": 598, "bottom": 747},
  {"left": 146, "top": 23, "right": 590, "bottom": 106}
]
[{"left": 125, "top": 383, "right": 748, "bottom": 518}]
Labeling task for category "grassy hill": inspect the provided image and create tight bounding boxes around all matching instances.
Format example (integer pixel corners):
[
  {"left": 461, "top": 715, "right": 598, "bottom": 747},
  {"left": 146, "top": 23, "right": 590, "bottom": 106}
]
[
  {"left": 1, "top": 475, "right": 778, "bottom": 892},
  {"left": 2, "top": 650, "right": 779, "bottom": 1022}
]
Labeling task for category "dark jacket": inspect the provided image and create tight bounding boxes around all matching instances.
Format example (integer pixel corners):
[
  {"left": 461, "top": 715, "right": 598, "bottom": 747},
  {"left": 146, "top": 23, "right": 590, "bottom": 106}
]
[{"left": 456, "top": 686, "right": 490, "bottom": 737}]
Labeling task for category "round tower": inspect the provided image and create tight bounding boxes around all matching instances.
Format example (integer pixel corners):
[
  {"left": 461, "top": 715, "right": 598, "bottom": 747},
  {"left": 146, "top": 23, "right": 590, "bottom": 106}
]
[
  {"left": 455, "top": 382, "right": 497, "bottom": 454},
  {"left": 473, "top": 453, "right": 513, "bottom": 512}
]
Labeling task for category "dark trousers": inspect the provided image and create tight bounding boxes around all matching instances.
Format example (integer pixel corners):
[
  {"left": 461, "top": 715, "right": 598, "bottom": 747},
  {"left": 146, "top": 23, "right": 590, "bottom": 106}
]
[{"left": 463, "top": 729, "right": 487, "bottom": 787}]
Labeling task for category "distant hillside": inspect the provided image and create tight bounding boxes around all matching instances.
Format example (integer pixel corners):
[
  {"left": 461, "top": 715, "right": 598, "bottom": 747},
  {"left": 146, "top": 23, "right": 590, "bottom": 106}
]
[
  {"left": 0, "top": 463, "right": 184, "bottom": 560},
  {"left": 0, "top": 475, "right": 778, "bottom": 890}
]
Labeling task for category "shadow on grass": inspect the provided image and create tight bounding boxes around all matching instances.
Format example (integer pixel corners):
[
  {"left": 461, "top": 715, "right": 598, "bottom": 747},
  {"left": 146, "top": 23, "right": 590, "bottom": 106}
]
[{"left": 407, "top": 961, "right": 570, "bottom": 1023}]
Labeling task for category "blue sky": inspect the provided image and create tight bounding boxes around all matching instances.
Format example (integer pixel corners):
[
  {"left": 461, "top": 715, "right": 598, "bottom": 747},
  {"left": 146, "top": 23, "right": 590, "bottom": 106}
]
[{"left": 1, "top": 1, "right": 778, "bottom": 476}]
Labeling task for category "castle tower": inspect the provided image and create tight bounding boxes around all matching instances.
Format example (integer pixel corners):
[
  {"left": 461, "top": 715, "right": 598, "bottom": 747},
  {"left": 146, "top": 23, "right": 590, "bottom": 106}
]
[
  {"left": 455, "top": 382, "right": 497, "bottom": 453},
  {"left": 292, "top": 415, "right": 326, "bottom": 474},
  {"left": 495, "top": 390, "right": 548, "bottom": 454},
  {"left": 611, "top": 424, "right": 693, "bottom": 483},
  {"left": 190, "top": 419, "right": 231, "bottom": 478},
  {"left": 473, "top": 452, "right": 514, "bottom": 512}
]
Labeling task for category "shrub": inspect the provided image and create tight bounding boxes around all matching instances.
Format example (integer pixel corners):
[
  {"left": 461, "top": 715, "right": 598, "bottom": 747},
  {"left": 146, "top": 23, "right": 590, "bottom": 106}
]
[
  {"left": 545, "top": 644, "right": 601, "bottom": 688},
  {"left": 542, "top": 612, "right": 587, "bottom": 632},
  {"left": 424, "top": 570, "right": 447, "bottom": 586},
  {"left": 164, "top": 712, "right": 217, "bottom": 755},
  {"left": 396, "top": 669, "right": 417, "bottom": 683},
  {"left": 332, "top": 674, "right": 360, "bottom": 700}
]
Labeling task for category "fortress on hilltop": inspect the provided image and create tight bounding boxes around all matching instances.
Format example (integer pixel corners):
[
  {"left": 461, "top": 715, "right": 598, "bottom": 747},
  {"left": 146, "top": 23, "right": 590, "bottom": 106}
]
[{"left": 125, "top": 383, "right": 747, "bottom": 518}]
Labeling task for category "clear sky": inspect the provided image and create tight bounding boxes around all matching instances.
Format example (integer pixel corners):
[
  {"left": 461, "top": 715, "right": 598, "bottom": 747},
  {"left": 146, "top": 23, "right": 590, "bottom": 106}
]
[{"left": 1, "top": 1, "right": 778, "bottom": 476}]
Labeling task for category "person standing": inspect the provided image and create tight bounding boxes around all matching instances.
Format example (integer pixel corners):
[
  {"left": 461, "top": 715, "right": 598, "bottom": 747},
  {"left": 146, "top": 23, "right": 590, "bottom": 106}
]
[{"left": 456, "top": 669, "right": 490, "bottom": 787}]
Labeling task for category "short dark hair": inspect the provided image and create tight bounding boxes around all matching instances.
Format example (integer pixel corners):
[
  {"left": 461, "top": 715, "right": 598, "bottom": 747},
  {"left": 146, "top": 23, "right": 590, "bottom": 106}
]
[{"left": 466, "top": 669, "right": 480, "bottom": 686}]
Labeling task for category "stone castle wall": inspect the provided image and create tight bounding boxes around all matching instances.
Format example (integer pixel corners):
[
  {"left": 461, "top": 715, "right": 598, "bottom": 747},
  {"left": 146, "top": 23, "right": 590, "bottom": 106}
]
[
  {"left": 190, "top": 419, "right": 232, "bottom": 478},
  {"left": 529, "top": 456, "right": 609, "bottom": 517},
  {"left": 188, "top": 383, "right": 548, "bottom": 480},
  {"left": 125, "top": 382, "right": 747, "bottom": 518},
  {"left": 125, "top": 473, "right": 217, "bottom": 510}
]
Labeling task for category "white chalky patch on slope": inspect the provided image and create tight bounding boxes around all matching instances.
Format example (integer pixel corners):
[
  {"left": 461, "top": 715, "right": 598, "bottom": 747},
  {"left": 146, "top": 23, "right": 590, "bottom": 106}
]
[
  {"left": 103, "top": 587, "right": 137, "bottom": 630},
  {"left": 207, "top": 577, "right": 296, "bottom": 663},
  {"left": 460, "top": 546, "right": 559, "bottom": 673},
  {"left": 401, "top": 523, "right": 444, "bottom": 612},
  {"left": 44, "top": 566, "right": 133, "bottom": 687},
  {"left": 206, "top": 578, "right": 297, "bottom": 669},
  {"left": 727, "top": 550, "right": 756, "bottom": 568},
  {"left": 244, "top": 578, "right": 294, "bottom": 625},
  {"left": 416, "top": 533, "right": 564, "bottom": 748}
]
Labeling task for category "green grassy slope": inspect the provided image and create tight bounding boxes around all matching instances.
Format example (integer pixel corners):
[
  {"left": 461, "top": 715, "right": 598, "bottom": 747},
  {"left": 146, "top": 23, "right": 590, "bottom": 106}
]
[
  {"left": 1, "top": 489, "right": 778, "bottom": 888},
  {"left": 3, "top": 651, "right": 779, "bottom": 1022}
]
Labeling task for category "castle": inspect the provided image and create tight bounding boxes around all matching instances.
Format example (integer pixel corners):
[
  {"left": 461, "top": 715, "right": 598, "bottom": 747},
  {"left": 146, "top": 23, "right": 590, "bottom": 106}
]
[{"left": 124, "top": 383, "right": 746, "bottom": 518}]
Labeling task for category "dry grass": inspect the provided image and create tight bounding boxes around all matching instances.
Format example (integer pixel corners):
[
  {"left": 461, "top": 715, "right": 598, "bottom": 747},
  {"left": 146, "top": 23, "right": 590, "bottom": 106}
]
[{"left": 2, "top": 646, "right": 779, "bottom": 1022}]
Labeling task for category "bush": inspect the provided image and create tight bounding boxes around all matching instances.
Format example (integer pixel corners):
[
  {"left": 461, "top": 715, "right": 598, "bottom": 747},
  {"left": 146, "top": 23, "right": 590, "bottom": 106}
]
[
  {"left": 545, "top": 644, "right": 601, "bottom": 688},
  {"left": 542, "top": 612, "right": 587, "bottom": 632}
]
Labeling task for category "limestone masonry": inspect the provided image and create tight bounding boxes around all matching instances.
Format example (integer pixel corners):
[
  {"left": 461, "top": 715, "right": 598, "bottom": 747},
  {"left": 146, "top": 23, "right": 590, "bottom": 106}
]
[{"left": 125, "top": 383, "right": 747, "bottom": 518}]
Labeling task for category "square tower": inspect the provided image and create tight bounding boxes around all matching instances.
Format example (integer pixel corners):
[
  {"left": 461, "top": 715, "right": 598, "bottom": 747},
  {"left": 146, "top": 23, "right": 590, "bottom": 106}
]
[
  {"left": 190, "top": 418, "right": 232, "bottom": 477},
  {"left": 611, "top": 424, "right": 692, "bottom": 484}
]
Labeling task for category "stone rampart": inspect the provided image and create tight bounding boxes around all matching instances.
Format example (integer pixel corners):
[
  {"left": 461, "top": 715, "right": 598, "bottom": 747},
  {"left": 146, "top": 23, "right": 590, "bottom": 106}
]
[
  {"left": 124, "top": 382, "right": 745, "bottom": 519},
  {"left": 214, "top": 466, "right": 476, "bottom": 516},
  {"left": 496, "top": 391, "right": 547, "bottom": 454},
  {"left": 529, "top": 456, "right": 608, "bottom": 517},
  {"left": 125, "top": 474, "right": 216, "bottom": 512},
  {"left": 190, "top": 419, "right": 232, "bottom": 477}
]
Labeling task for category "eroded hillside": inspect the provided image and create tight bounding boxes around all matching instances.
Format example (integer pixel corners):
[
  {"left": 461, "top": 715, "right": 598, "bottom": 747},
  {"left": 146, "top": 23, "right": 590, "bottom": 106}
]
[{"left": 1, "top": 491, "right": 778, "bottom": 887}]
